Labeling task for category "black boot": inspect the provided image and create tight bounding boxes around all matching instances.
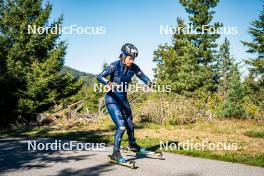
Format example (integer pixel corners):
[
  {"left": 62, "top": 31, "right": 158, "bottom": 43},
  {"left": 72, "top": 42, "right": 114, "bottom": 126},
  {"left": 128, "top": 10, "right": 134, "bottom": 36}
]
[
  {"left": 129, "top": 143, "right": 141, "bottom": 152},
  {"left": 111, "top": 149, "right": 126, "bottom": 163}
]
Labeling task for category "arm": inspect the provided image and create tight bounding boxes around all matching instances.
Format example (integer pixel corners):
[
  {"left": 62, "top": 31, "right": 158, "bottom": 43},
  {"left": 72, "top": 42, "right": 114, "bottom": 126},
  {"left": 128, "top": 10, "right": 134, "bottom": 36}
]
[
  {"left": 134, "top": 64, "right": 152, "bottom": 85},
  {"left": 97, "top": 64, "right": 115, "bottom": 85}
]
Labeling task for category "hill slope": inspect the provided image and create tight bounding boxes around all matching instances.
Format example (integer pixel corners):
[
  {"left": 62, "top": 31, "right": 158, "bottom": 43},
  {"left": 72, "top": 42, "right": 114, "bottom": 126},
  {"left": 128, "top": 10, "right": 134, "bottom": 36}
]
[{"left": 62, "top": 66, "right": 97, "bottom": 86}]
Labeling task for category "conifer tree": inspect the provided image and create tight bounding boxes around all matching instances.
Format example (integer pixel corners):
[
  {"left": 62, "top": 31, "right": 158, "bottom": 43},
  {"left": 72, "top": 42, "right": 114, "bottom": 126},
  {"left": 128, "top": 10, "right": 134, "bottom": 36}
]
[
  {"left": 242, "top": 4, "right": 264, "bottom": 80},
  {"left": 216, "top": 38, "right": 246, "bottom": 118},
  {"left": 242, "top": 4, "right": 264, "bottom": 110},
  {"left": 0, "top": 0, "right": 82, "bottom": 125},
  {"left": 218, "top": 38, "right": 233, "bottom": 100},
  {"left": 179, "top": 0, "right": 222, "bottom": 92},
  {"left": 153, "top": 18, "right": 202, "bottom": 95},
  {"left": 218, "top": 64, "right": 246, "bottom": 118},
  {"left": 154, "top": 0, "right": 221, "bottom": 95}
]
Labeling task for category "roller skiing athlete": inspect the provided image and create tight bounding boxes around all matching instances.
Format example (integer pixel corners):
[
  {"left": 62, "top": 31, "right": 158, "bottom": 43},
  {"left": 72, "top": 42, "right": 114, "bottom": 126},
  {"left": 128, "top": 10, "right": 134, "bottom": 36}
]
[{"left": 97, "top": 43, "right": 157, "bottom": 168}]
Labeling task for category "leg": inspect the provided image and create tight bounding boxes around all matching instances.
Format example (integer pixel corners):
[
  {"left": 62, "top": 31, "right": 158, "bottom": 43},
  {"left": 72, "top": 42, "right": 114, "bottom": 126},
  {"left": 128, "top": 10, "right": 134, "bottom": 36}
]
[
  {"left": 106, "top": 103, "right": 126, "bottom": 151},
  {"left": 121, "top": 101, "right": 142, "bottom": 151},
  {"left": 125, "top": 115, "right": 136, "bottom": 145},
  {"left": 120, "top": 100, "right": 136, "bottom": 146}
]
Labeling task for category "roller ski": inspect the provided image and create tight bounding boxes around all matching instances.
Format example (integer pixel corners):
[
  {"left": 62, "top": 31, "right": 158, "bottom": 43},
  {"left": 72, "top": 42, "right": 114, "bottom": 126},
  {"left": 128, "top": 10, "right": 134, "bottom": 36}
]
[
  {"left": 108, "top": 149, "right": 136, "bottom": 169},
  {"left": 122, "top": 143, "right": 163, "bottom": 157}
]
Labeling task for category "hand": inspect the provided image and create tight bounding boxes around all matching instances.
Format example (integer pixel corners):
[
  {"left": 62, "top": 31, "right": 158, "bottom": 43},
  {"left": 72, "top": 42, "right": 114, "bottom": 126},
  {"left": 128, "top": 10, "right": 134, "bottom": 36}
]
[
  {"left": 143, "top": 85, "right": 151, "bottom": 92},
  {"left": 144, "top": 82, "right": 155, "bottom": 92},
  {"left": 106, "top": 82, "right": 112, "bottom": 92},
  {"left": 148, "top": 81, "right": 155, "bottom": 87}
]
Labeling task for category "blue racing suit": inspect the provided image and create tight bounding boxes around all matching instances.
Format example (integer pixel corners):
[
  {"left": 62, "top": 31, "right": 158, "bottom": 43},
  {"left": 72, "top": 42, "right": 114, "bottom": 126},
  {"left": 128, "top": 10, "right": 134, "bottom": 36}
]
[{"left": 97, "top": 60, "right": 151, "bottom": 150}]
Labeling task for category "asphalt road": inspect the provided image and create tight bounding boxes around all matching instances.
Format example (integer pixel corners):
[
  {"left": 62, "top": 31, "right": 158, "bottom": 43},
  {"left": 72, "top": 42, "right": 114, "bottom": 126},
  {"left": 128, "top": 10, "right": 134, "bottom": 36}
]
[{"left": 0, "top": 137, "right": 263, "bottom": 176}]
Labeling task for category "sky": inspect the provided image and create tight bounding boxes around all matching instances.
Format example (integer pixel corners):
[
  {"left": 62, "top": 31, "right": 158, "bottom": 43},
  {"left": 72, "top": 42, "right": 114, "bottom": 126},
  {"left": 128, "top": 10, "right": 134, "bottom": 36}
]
[{"left": 47, "top": 0, "right": 262, "bottom": 79}]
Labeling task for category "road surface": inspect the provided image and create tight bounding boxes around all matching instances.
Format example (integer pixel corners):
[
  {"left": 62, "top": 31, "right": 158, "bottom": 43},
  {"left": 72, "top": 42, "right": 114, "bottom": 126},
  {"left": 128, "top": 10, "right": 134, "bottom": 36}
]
[{"left": 0, "top": 137, "right": 263, "bottom": 176}]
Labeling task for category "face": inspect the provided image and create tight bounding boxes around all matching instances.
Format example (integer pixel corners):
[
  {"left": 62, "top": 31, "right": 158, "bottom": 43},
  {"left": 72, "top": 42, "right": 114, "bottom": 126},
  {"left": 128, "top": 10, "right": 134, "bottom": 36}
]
[{"left": 123, "top": 56, "right": 134, "bottom": 66}]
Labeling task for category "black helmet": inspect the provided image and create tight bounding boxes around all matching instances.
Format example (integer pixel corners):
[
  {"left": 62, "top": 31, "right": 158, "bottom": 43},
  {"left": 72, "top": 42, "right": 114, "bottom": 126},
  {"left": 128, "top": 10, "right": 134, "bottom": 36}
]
[{"left": 121, "top": 43, "right": 138, "bottom": 58}]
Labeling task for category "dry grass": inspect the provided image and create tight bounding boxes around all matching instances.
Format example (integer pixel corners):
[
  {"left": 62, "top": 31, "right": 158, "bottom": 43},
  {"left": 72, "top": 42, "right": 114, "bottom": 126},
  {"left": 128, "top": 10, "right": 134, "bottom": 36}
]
[
  {"left": 44, "top": 117, "right": 264, "bottom": 156},
  {"left": 1, "top": 116, "right": 263, "bottom": 166},
  {"left": 134, "top": 94, "right": 211, "bottom": 125},
  {"left": 48, "top": 117, "right": 264, "bottom": 155},
  {"left": 134, "top": 119, "right": 264, "bottom": 156}
]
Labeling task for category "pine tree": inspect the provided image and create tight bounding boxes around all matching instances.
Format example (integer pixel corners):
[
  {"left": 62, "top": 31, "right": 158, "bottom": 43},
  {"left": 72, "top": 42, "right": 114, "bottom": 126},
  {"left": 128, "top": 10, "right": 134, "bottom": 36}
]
[
  {"left": 242, "top": 4, "right": 264, "bottom": 80},
  {"left": 179, "top": 0, "right": 222, "bottom": 92},
  {"left": 153, "top": 18, "right": 202, "bottom": 95},
  {"left": 218, "top": 64, "right": 246, "bottom": 118},
  {"left": 0, "top": 0, "right": 82, "bottom": 125},
  {"left": 154, "top": 0, "right": 221, "bottom": 95},
  {"left": 218, "top": 38, "right": 233, "bottom": 101},
  {"left": 216, "top": 38, "right": 246, "bottom": 118},
  {"left": 242, "top": 4, "right": 264, "bottom": 110}
]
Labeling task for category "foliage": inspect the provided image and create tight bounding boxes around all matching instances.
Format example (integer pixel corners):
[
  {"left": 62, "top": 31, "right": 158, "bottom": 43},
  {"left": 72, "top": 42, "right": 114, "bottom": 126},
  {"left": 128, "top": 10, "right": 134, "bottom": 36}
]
[{"left": 0, "top": 0, "right": 82, "bottom": 126}]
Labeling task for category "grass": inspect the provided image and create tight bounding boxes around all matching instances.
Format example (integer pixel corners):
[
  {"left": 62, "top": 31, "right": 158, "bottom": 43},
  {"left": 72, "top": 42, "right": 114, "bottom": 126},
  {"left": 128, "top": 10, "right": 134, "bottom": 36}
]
[
  {"left": 1, "top": 118, "right": 264, "bottom": 167},
  {"left": 135, "top": 137, "right": 264, "bottom": 167},
  {"left": 244, "top": 130, "right": 264, "bottom": 138}
]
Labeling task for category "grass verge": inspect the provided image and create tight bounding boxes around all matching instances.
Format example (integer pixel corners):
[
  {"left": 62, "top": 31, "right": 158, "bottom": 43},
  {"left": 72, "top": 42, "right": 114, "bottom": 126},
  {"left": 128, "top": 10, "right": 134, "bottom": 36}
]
[{"left": 0, "top": 118, "right": 263, "bottom": 167}]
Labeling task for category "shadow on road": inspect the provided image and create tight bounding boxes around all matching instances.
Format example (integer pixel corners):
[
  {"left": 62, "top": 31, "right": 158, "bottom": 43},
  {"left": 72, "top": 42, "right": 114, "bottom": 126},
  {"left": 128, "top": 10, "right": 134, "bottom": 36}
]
[
  {"left": 55, "top": 163, "right": 114, "bottom": 176},
  {"left": 0, "top": 137, "right": 98, "bottom": 174},
  {"left": 32, "top": 128, "right": 113, "bottom": 144}
]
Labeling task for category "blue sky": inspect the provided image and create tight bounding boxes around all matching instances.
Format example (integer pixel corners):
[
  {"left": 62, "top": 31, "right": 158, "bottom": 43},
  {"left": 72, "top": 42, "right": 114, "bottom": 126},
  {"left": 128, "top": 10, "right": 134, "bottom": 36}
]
[{"left": 47, "top": 0, "right": 262, "bottom": 79}]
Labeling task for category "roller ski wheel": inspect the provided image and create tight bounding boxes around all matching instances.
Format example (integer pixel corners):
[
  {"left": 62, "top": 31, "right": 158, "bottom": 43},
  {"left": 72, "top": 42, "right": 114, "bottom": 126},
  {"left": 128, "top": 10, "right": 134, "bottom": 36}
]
[{"left": 107, "top": 155, "right": 136, "bottom": 169}]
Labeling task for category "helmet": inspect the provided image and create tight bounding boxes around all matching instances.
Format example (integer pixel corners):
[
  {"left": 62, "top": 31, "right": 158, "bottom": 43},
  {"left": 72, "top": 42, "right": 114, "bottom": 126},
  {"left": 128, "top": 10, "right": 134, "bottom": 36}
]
[{"left": 121, "top": 43, "right": 138, "bottom": 58}]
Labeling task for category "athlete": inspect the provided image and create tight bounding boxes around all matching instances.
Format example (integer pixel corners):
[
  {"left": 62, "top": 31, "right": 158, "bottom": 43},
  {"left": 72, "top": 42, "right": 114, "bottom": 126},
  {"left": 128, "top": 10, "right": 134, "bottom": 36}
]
[{"left": 97, "top": 43, "right": 152, "bottom": 163}]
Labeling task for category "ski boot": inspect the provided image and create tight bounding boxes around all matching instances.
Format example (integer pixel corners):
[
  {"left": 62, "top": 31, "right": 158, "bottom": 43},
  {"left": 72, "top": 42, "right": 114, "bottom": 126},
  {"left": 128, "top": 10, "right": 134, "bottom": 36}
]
[
  {"left": 108, "top": 149, "right": 136, "bottom": 169},
  {"left": 123, "top": 143, "right": 163, "bottom": 157}
]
